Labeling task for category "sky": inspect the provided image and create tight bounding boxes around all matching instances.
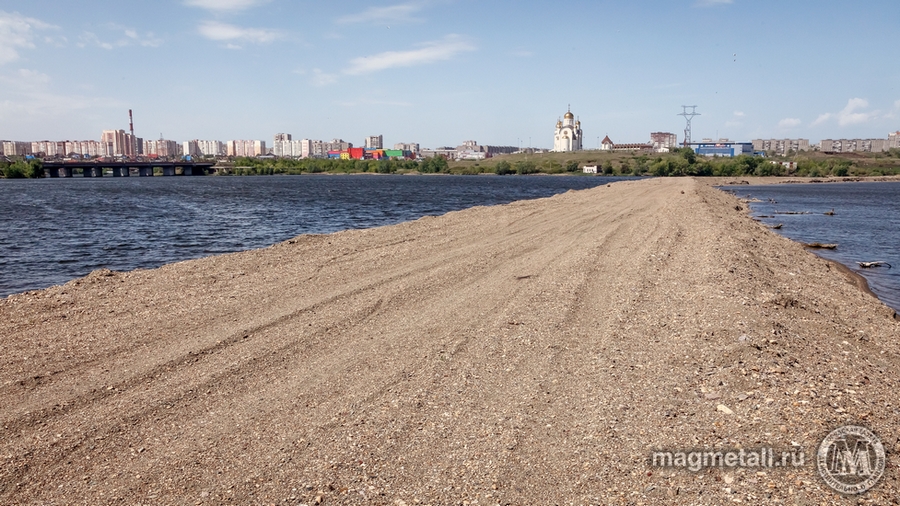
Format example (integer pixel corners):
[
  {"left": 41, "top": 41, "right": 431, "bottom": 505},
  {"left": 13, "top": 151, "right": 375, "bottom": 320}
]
[{"left": 0, "top": 0, "right": 898, "bottom": 149}]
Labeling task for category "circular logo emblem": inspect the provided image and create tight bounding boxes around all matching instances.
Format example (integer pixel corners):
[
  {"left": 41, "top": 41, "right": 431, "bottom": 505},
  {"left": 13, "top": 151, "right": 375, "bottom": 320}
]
[{"left": 817, "top": 425, "right": 885, "bottom": 494}]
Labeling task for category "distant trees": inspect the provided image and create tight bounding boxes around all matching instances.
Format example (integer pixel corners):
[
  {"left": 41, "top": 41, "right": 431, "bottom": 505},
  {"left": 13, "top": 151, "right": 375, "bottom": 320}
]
[
  {"left": 419, "top": 156, "right": 448, "bottom": 173},
  {"left": 0, "top": 159, "right": 43, "bottom": 179},
  {"left": 515, "top": 160, "right": 537, "bottom": 175}
]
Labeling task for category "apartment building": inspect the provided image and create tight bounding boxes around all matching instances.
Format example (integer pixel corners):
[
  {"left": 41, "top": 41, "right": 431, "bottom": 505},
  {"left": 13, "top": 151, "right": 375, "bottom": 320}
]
[
  {"left": 819, "top": 138, "right": 888, "bottom": 153},
  {"left": 100, "top": 129, "right": 142, "bottom": 157},
  {"left": 752, "top": 138, "right": 810, "bottom": 156},
  {"left": 1, "top": 141, "right": 32, "bottom": 156},
  {"left": 365, "top": 135, "right": 383, "bottom": 149},
  {"left": 888, "top": 131, "right": 900, "bottom": 149},
  {"left": 144, "top": 139, "right": 180, "bottom": 158},
  {"left": 227, "top": 140, "right": 266, "bottom": 157},
  {"left": 393, "top": 142, "right": 419, "bottom": 154}
]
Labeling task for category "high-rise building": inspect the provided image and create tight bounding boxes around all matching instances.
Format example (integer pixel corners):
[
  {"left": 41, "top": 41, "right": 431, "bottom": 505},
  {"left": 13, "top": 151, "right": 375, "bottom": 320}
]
[
  {"left": 63, "top": 140, "right": 98, "bottom": 157},
  {"left": 144, "top": 139, "right": 179, "bottom": 158},
  {"left": 183, "top": 140, "right": 201, "bottom": 157},
  {"left": 298, "top": 139, "right": 313, "bottom": 158},
  {"left": 309, "top": 140, "right": 327, "bottom": 158},
  {"left": 31, "top": 141, "right": 66, "bottom": 157},
  {"left": 2, "top": 141, "right": 33, "bottom": 156},
  {"left": 365, "top": 135, "right": 383, "bottom": 149},
  {"left": 273, "top": 134, "right": 300, "bottom": 157},
  {"left": 196, "top": 140, "right": 226, "bottom": 157},
  {"left": 100, "top": 129, "right": 141, "bottom": 157},
  {"left": 227, "top": 140, "right": 266, "bottom": 157}
]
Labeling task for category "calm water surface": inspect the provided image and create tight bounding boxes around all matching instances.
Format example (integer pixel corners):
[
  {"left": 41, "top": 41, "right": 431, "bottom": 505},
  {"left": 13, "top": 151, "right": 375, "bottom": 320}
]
[
  {"left": 726, "top": 182, "right": 900, "bottom": 312},
  {"left": 0, "top": 174, "right": 632, "bottom": 297}
]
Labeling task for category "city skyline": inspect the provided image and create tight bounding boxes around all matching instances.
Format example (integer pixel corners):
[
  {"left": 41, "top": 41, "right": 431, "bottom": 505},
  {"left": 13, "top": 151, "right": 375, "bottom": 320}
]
[{"left": 1, "top": 1, "right": 898, "bottom": 147}]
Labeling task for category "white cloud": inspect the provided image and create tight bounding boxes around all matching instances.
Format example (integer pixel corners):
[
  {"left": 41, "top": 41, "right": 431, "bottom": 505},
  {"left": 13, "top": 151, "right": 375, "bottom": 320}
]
[
  {"left": 0, "top": 11, "right": 57, "bottom": 65},
  {"left": 184, "top": 0, "right": 270, "bottom": 12},
  {"left": 778, "top": 118, "right": 801, "bottom": 128},
  {"left": 311, "top": 68, "right": 338, "bottom": 87},
  {"left": 344, "top": 35, "right": 475, "bottom": 75},
  {"left": 198, "top": 21, "right": 282, "bottom": 44},
  {"left": 337, "top": 3, "right": 425, "bottom": 24},
  {"left": 695, "top": 0, "right": 733, "bottom": 6},
  {"left": 12, "top": 68, "right": 50, "bottom": 86},
  {"left": 837, "top": 97, "right": 877, "bottom": 126},
  {"left": 810, "top": 98, "right": 882, "bottom": 127},
  {"left": 78, "top": 25, "right": 163, "bottom": 49},
  {"left": 888, "top": 100, "right": 900, "bottom": 119},
  {"left": 733, "top": 111, "right": 745, "bottom": 117},
  {"left": 812, "top": 113, "right": 832, "bottom": 126},
  {"left": 78, "top": 32, "right": 113, "bottom": 50},
  {"left": 0, "top": 67, "right": 123, "bottom": 123}
]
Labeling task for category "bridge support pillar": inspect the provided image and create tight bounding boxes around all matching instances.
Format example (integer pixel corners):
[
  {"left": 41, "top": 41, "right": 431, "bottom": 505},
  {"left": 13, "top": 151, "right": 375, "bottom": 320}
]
[
  {"left": 63, "top": 167, "right": 73, "bottom": 178},
  {"left": 83, "top": 167, "right": 103, "bottom": 177},
  {"left": 47, "top": 168, "right": 60, "bottom": 178},
  {"left": 139, "top": 167, "right": 153, "bottom": 177},
  {"left": 162, "top": 167, "right": 175, "bottom": 177}
]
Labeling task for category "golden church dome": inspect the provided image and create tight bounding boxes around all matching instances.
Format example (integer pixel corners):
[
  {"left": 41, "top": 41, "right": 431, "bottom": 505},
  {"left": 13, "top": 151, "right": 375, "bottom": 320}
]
[{"left": 564, "top": 111, "right": 574, "bottom": 119}]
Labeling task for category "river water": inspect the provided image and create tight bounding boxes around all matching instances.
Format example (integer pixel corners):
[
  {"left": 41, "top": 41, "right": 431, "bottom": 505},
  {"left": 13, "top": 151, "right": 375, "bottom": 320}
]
[
  {"left": 725, "top": 182, "right": 900, "bottom": 312},
  {"left": 0, "top": 174, "right": 632, "bottom": 297}
]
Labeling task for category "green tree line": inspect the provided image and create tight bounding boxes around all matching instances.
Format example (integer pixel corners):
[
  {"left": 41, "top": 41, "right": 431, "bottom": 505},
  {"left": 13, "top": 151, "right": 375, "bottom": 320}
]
[
  {"left": 0, "top": 159, "right": 44, "bottom": 179},
  {"left": 227, "top": 156, "right": 449, "bottom": 175}
]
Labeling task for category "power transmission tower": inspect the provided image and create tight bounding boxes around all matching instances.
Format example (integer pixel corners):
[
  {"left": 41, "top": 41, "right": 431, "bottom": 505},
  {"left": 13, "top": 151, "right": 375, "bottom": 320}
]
[{"left": 678, "top": 106, "right": 700, "bottom": 147}]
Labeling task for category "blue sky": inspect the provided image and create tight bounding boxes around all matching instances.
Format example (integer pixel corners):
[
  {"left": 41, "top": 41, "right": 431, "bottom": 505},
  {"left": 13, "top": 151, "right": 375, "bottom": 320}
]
[{"left": 1, "top": 0, "right": 898, "bottom": 149}]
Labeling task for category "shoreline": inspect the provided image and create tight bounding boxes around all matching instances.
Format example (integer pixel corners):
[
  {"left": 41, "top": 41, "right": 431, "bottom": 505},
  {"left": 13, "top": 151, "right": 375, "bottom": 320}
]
[
  {"left": 7, "top": 174, "right": 894, "bottom": 312},
  {"left": 1, "top": 177, "right": 898, "bottom": 504},
  {"left": 708, "top": 174, "right": 900, "bottom": 186}
]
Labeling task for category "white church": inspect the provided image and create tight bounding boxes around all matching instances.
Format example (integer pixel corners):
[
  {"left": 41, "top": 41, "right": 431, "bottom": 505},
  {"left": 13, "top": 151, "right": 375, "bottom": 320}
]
[{"left": 552, "top": 106, "right": 583, "bottom": 152}]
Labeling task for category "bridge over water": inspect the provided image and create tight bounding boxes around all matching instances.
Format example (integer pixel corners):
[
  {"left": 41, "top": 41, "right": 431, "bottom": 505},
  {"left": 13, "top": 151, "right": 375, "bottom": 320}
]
[{"left": 42, "top": 161, "right": 216, "bottom": 178}]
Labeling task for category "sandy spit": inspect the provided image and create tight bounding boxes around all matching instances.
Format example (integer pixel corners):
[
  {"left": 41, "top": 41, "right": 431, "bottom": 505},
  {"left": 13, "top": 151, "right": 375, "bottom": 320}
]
[{"left": 1, "top": 178, "right": 898, "bottom": 505}]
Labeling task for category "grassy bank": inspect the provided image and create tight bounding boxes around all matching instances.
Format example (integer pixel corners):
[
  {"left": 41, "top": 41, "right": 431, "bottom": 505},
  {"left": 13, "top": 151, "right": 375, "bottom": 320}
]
[
  {"left": 219, "top": 149, "right": 900, "bottom": 178},
  {"left": 7, "top": 149, "right": 900, "bottom": 179}
]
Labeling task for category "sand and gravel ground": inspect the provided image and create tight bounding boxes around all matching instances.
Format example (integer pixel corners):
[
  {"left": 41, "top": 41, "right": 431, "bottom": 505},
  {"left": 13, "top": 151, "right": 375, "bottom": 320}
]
[{"left": 1, "top": 177, "right": 898, "bottom": 505}]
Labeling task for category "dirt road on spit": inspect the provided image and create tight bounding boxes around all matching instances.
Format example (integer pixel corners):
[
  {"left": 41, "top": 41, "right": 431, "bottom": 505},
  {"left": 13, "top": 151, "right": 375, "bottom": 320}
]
[{"left": 1, "top": 177, "right": 898, "bottom": 505}]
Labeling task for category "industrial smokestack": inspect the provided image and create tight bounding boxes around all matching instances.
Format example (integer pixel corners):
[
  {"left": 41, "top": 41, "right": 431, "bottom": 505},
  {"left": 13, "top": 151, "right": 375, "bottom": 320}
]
[{"left": 128, "top": 109, "right": 137, "bottom": 159}]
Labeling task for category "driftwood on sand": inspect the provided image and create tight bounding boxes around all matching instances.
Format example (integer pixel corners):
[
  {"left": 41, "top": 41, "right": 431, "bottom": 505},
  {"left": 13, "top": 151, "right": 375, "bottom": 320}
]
[
  {"left": 803, "top": 242, "right": 838, "bottom": 249},
  {"left": 858, "top": 261, "right": 892, "bottom": 269}
]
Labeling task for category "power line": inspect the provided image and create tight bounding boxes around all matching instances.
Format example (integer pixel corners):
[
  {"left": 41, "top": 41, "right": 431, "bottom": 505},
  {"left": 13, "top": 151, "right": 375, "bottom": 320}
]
[{"left": 678, "top": 106, "right": 700, "bottom": 147}]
